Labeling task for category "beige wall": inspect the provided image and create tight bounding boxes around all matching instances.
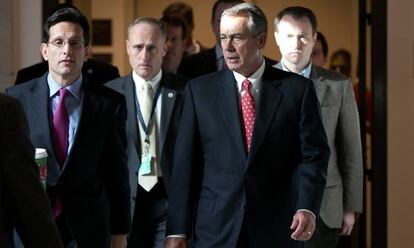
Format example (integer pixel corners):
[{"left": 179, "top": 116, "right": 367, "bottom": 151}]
[
  {"left": 387, "top": 0, "right": 414, "bottom": 247},
  {"left": 0, "top": 0, "right": 42, "bottom": 91},
  {"left": 91, "top": 0, "right": 134, "bottom": 76}
]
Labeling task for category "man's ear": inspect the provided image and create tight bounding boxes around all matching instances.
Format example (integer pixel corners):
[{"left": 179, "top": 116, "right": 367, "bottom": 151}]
[
  {"left": 40, "top": 43, "right": 48, "bottom": 61},
  {"left": 256, "top": 33, "right": 267, "bottom": 49},
  {"left": 84, "top": 45, "right": 91, "bottom": 61},
  {"left": 274, "top": 31, "right": 281, "bottom": 46}
]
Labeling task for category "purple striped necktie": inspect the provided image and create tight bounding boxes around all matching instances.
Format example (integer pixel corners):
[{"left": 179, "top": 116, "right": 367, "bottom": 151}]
[
  {"left": 53, "top": 88, "right": 69, "bottom": 166},
  {"left": 52, "top": 88, "right": 69, "bottom": 217}
]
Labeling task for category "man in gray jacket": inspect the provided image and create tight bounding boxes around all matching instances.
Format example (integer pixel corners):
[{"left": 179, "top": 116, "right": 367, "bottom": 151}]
[{"left": 274, "top": 6, "right": 363, "bottom": 248}]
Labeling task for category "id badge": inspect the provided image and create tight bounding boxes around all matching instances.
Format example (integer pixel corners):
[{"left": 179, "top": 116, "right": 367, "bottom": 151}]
[{"left": 139, "top": 153, "right": 152, "bottom": 176}]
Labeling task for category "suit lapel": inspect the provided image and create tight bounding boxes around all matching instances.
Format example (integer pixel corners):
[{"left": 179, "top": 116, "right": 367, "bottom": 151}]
[
  {"left": 247, "top": 66, "right": 283, "bottom": 167},
  {"left": 218, "top": 71, "right": 246, "bottom": 160},
  {"left": 123, "top": 75, "right": 140, "bottom": 155},
  {"left": 26, "top": 76, "right": 60, "bottom": 179},
  {"left": 310, "top": 66, "right": 327, "bottom": 104},
  {"left": 159, "top": 75, "right": 177, "bottom": 157},
  {"left": 27, "top": 77, "right": 53, "bottom": 152}
]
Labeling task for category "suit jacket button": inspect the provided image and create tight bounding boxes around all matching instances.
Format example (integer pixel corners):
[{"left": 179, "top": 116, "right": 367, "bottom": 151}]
[
  {"left": 241, "top": 202, "right": 245, "bottom": 211},
  {"left": 132, "top": 197, "right": 136, "bottom": 201}
]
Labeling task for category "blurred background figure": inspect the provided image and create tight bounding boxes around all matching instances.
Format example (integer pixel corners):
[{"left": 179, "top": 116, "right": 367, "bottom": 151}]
[
  {"left": 163, "top": 2, "right": 204, "bottom": 56},
  {"left": 160, "top": 15, "right": 188, "bottom": 74},
  {"left": 311, "top": 31, "right": 329, "bottom": 68},
  {"left": 330, "top": 49, "right": 351, "bottom": 78},
  {"left": 177, "top": 0, "right": 244, "bottom": 78}
]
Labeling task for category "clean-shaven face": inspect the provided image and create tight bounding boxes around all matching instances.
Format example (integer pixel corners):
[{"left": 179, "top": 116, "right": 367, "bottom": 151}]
[
  {"left": 220, "top": 15, "right": 265, "bottom": 77},
  {"left": 126, "top": 23, "right": 167, "bottom": 80},
  {"left": 311, "top": 39, "right": 327, "bottom": 67},
  {"left": 41, "top": 21, "right": 88, "bottom": 86},
  {"left": 162, "top": 25, "right": 186, "bottom": 73},
  {"left": 275, "top": 15, "right": 316, "bottom": 72}
]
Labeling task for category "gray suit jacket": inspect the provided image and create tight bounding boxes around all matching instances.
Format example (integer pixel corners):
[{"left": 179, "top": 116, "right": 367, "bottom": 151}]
[
  {"left": 106, "top": 72, "right": 188, "bottom": 217},
  {"left": 275, "top": 63, "right": 363, "bottom": 228}
]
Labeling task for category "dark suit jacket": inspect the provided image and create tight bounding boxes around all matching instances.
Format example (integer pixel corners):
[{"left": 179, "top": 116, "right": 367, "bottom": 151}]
[
  {"left": 166, "top": 64, "right": 330, "bottom": 247},
  {"left": 106, "top": 71, "right": 188, "bottom": 217},
  {"left": 6, "top": 74, "right": 130, "bottom": 248},
  {"left": 178, "top": 46, "right": 278, "bottom": 79},
  {"left": 15, "top": 59, "right": 120, "bottom": 85},
  {"left": 0, "top": 94, "right": 63, "bottom": 248}
]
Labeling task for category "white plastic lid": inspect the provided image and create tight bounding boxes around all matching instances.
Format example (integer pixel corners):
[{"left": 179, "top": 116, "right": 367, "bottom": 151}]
[{"left": 35, "top": 148, "right": 48, "bottom": 159}]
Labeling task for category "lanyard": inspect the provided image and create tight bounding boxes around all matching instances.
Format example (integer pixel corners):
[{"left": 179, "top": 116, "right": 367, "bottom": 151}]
[{"left": 135, "top": 85, "right": 161, "bottom": 143}]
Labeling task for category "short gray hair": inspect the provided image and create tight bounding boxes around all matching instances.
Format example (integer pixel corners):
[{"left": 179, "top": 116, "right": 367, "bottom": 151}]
[
  {"left": 127, "top": 17, "right": 167, "bottom": 40},
  {"left": 222, "top": 3, "right": 267, "bottom": 36}
]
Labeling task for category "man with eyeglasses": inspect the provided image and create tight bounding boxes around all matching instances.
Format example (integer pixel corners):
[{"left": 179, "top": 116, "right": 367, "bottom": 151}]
[{"left": 6, "top": 6, "right": 130, "bottom": 248}]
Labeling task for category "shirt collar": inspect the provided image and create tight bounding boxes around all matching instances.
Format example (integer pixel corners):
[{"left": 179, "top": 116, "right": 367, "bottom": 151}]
[
  {"left": 233, "top": 59, "right": 266, "bottom": 91},
  {"left": 47, "top": 73, "right": 82, "bottom": 100},
  {"left": 132, "top": 69, "right": 162, "bottom": 92},
  {"left": 281, "top": 58, "right": 313, "bottom": 79}
]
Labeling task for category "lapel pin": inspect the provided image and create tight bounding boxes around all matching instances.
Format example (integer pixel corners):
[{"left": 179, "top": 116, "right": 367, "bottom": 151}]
[{"left": 168, "top": 92, "right": 174, "bottom": 98}]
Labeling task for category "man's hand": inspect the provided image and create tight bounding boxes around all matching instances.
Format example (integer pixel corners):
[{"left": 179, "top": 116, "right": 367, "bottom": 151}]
[
  {"left": 339, "top": 211, "right": 357, "bottom": 236},
  {"left": 165, "top": 237, "right": 187, "bottom": 248},
  {"left": 111, "top": 234, "right": 127, "bottom": 248},
  {"left": 290, "top": 211, "right": 316, "bottom": 241}
]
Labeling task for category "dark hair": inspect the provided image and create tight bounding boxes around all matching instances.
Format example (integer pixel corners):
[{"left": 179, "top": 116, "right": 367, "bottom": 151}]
[
  {"left": 275, "top": 6, "right": 317, "bottom": 33},
  {"left": 211, "top": 0, "right": 244, "bottom": 22},
  {"left": 43, "top": 6, "right": 90, "bottom": 46},
  {"left": 128, "top": 17, "right": 167, "bottom": 41},
  {"left": 160, "top": 15, "right": 187, "bottom": 40},
  {"left": 316, "top": 31, "right": 328, "bottom": 57},
  {"left": 222, "top": 3, "right": 267, "bottom": 36},
  {"left": 163, "top": 2, "right": 194, "bottom": 29}
]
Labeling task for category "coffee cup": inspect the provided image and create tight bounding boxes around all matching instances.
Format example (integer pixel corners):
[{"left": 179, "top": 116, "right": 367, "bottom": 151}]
[{"left": 35, "top": 148, "right": 48, "bottom": 189}]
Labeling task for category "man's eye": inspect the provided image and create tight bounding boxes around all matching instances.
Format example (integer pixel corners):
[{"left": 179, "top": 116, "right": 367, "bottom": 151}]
[{"left": 54, "top": 40, "right": 64, "bottom": 46}]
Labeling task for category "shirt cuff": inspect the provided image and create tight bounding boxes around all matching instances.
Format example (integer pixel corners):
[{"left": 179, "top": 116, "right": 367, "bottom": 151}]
[{"left": 297, "top": 209, "right": 316, "bottom": 220}]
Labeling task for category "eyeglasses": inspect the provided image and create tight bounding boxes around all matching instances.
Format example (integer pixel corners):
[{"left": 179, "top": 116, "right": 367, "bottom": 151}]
[{"left": 47, "top": 39, "right": 85, "bottom": 49}]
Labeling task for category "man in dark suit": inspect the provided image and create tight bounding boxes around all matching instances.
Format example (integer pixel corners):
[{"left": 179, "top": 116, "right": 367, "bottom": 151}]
[
  {"left": 165, "top": 3, "right": 329, "bottom": 248},
  {"left": 107, "top": 17, "right": 188, "bottom": 248},
  {"left": 0, "top": 94, "right": 63, "bottom": 248},
  {"left": 6, "top": 7, "right": 130, "bottom": 248},
  {"left": 15, "top": 58, "right": 120, "bottom": 85}
]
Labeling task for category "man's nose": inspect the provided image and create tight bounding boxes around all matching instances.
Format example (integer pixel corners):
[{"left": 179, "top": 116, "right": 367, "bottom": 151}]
[{"left": 222, "top": 39, "right": 235, "bottom": 51}]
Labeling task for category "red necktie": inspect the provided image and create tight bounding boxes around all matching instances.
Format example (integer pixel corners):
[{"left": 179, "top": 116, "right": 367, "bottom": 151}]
[
  {"left": 52, "top": 88, "right": 69, "bottom": 217},
  {"left": 241, "top": 79, "right": 256, "bottom": 152},
  {"left": 52, "top": 88, "right": 69, "bottom": 166}
]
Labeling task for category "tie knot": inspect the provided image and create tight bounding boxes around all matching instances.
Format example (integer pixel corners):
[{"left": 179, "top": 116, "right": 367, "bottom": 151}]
[
  {"left": 59, "top": 88, "right": 68, "bottom": 98},
  {"left": 143, "top": 81, "right": 154, "bottom": 94},
  {"left": 242, "top": 79, "right": 252, "bottom": 91}
]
